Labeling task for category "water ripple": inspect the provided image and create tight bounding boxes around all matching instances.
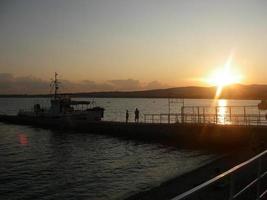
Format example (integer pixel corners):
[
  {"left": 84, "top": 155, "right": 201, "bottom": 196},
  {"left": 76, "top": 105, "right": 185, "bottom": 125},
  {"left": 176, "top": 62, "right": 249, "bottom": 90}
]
[{"left": 0, "top": 98, "right": 217, "bottom": 199}]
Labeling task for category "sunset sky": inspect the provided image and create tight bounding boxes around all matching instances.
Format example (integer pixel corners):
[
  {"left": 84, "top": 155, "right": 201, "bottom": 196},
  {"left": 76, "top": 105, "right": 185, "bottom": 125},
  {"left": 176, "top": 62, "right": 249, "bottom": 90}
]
[{"left": 1, "top": 0, "right": 267, "bottom": 93}]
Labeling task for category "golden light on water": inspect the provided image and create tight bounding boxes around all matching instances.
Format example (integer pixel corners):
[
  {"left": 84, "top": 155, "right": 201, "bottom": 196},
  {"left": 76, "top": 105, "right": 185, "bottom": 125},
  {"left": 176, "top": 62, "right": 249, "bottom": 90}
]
[
  {"left": 206, "top": 54, "right": 243, "bottom": 99},
  {"left": 217, "top": 99, "right": 228, "bottom": 124}
]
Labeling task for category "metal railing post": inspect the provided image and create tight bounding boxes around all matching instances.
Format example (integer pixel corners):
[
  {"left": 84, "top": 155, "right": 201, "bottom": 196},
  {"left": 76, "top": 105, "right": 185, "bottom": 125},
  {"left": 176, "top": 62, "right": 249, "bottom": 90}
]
[
  {"left": 193, "top": 107, "right": 195, "bottom": 123},
  {"left": 229, "top": 106, "right": 232, "bottom": 123},
  {"left": 215, "top": 106, "right": 218, "bottom": 124},
  {"left": 197, "top": 107, "right": 200, "bottom": 124},
  {"left": 244, "top": 107, "right": 247, "bottom": 125},
  {"left": 203, "top": 108, "right": 206, "bottom": 124},
  {"left": 181, "top": 106, "right": 184, "bottom": 124},
  {"left": 258, "top": 110, "right": 261, "bottom": 126}
]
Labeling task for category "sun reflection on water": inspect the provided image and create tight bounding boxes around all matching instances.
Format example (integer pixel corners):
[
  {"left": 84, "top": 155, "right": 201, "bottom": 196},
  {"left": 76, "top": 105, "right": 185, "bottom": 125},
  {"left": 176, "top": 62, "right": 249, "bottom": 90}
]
[{"left": 217, "top": 99, "right": 229, "bottom": 124}]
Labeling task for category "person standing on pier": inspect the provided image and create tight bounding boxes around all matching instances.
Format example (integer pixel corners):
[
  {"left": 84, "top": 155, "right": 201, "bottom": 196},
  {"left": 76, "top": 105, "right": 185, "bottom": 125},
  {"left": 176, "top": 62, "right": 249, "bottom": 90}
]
[
  {"left": 126, "top": 110, "right": 129, "bottom": 123},
  {"left": 135, "top": 108, "right": 139, "bottom": 122}
]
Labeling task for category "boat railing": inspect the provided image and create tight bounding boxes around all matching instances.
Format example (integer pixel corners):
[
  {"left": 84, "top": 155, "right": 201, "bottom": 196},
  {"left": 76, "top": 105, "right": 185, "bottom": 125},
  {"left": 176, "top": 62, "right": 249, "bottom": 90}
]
[
  {"left": 170, "top": 150, "right": 267, "bottom": 200},
  {"left": 0, "top": 110, "right": 9, "bottom": 115},
  {"left": 18, "top": 107, "right": 50, "bottom": 113},
  {"left": 0, "top": 109, "right": 21, "bottom": 115}
]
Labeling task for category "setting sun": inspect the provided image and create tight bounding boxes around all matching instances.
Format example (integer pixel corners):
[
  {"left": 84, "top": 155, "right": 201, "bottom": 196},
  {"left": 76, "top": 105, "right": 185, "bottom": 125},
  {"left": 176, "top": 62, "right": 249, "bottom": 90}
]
[
  {"left": 206, "top": 54, "right": 243, "bottom": 98},
  {"left": 208, "top": 68, "right": 242, "bottom": 87}
]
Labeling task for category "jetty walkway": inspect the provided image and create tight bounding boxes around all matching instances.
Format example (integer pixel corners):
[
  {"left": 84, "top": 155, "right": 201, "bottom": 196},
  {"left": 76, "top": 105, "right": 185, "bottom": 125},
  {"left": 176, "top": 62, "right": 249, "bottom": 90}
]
[{"left": 1, "top": 104, "right": 267, "bottom": 151}]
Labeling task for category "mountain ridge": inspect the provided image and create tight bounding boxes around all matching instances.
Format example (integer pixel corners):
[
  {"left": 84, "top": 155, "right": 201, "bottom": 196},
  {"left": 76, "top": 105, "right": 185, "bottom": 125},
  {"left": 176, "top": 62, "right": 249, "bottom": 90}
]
[{"left": 1, "top": 84, "right": 267, "bottom": 100}]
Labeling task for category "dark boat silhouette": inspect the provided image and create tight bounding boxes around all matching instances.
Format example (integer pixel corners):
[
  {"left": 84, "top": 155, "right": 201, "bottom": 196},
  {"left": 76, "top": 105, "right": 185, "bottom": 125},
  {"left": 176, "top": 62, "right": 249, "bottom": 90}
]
[{"left": 4, "top": 73, "right": 105, "bottom": 125}]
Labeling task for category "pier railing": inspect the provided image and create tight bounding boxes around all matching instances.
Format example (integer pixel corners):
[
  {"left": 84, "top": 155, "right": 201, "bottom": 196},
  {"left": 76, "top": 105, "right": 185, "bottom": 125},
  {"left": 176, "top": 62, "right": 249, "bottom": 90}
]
[
  {"left": 144, "top": 105, "right": 267, "bottom": 126},
  {"left": 170, "top": 150, "right": 267, "bottom": 200}
]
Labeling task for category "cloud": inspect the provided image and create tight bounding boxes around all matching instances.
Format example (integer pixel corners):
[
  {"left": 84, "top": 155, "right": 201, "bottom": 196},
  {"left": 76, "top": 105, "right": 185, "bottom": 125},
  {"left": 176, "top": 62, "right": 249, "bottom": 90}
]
[
  {"left": 0, "top": 73, "right": 171, "bottom": 94},
  {"left": 0, "top": 73, "right": 13, "bottom": 89},
  {"left": 145, "top": 81, "right": 170, "bottom": 90},
  {"left": 106, "top": 79, "right": 170, "bottom": 91},
  {"left": 108, "top": 79, "right": 142, "bottom": 91},
  {"left": 0, "top": 73, "right": 49, "bottom": 94},
  {"left": 61, "top": 80, "right": 114, "bottom": 93}
]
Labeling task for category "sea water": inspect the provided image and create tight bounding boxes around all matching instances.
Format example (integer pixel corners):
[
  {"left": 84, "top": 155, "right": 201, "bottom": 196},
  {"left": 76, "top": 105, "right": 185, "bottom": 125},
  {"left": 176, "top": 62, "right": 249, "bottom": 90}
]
[{"left": 0, "top": 98, "right": 261, "bottom": 200}]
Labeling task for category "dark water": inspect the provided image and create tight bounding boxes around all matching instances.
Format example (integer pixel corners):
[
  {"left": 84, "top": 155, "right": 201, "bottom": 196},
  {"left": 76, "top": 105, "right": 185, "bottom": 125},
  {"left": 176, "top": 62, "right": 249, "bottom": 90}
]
[
  {"left": 0, "top": 98, "right": 227, "bottom": 199},
  {"left": 0, "top": 123, "right": 213, "bottom": 200}
]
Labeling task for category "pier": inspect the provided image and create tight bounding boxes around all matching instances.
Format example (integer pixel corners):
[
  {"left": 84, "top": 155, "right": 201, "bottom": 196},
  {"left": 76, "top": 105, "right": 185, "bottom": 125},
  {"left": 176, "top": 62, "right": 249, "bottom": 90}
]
[
  {"left": 1, "top": 99, "right": 267, "bottom": 151},
  {"left": 144, "top": 105, "right": 267, "bottom": 126}
]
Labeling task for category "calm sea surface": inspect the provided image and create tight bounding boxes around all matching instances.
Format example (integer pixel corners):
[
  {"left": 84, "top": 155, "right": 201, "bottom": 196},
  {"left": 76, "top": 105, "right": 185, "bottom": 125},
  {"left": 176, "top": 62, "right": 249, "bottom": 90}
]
[{"left": 0, "top": 98, "right": 261, "bottom": 200}]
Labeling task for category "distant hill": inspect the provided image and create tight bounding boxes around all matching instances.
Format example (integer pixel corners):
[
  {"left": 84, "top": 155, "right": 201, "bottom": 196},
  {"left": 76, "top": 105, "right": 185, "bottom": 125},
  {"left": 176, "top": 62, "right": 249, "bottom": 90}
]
[
  {"left": 70, "top": 86, "right": 217, "bottom": 99},
  {"left": 1, "top": 84, "right": 267, "bottom": 100}
]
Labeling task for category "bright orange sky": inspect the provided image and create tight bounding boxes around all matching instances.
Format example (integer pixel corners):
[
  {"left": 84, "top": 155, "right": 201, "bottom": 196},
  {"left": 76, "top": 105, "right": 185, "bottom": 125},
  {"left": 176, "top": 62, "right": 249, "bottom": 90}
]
[{"left": 1, "top": 0, "right": 267, "bottom": 93}]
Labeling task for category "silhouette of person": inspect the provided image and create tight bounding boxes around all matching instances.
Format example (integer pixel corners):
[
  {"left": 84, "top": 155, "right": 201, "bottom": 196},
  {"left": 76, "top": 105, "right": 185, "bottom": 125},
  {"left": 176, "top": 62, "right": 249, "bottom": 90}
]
[
  {"left": 135, "top": 108, "right": 139, "bottom": 122},
  {"left": 126, "top": 110, "right": 129, "bottom": 123}
]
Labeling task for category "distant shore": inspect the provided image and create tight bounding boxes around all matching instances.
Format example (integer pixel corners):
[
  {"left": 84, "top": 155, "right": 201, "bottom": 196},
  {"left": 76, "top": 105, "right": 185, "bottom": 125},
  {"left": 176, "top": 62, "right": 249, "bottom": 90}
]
[{"left": 1, "top": 84, "right": 267, "bottom": 100}]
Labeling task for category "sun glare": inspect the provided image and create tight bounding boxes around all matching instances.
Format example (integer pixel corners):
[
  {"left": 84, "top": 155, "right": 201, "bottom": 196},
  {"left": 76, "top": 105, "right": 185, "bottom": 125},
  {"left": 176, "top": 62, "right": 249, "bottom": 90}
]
[
  {"left": 206, "top": 54, "right": 243, "bottom": 98},
  {"left": 209, "top": 69, "right": 242, "bottom": 87}
]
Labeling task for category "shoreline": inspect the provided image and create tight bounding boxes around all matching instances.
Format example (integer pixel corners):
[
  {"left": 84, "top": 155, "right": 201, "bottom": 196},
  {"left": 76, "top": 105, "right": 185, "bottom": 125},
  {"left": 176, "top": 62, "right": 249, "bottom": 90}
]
[
  {"left": 0, "top": 96, "right": 264, "bottom": 101},
  {"left": 125, "top": 148, "right": 262, "bottom": 200}
]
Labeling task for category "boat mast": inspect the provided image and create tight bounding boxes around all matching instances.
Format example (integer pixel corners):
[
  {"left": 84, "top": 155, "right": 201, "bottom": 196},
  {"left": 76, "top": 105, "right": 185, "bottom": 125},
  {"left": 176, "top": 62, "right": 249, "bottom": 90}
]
[{"left": 54, "top": 72, "right": 59, "bottom": 99}]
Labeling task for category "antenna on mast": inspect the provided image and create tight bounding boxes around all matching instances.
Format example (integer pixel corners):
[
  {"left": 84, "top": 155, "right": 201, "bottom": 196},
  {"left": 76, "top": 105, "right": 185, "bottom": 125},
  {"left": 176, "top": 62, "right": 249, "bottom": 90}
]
[{"left": 50, "top": 72, "right": 60, "bottom": 99}]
